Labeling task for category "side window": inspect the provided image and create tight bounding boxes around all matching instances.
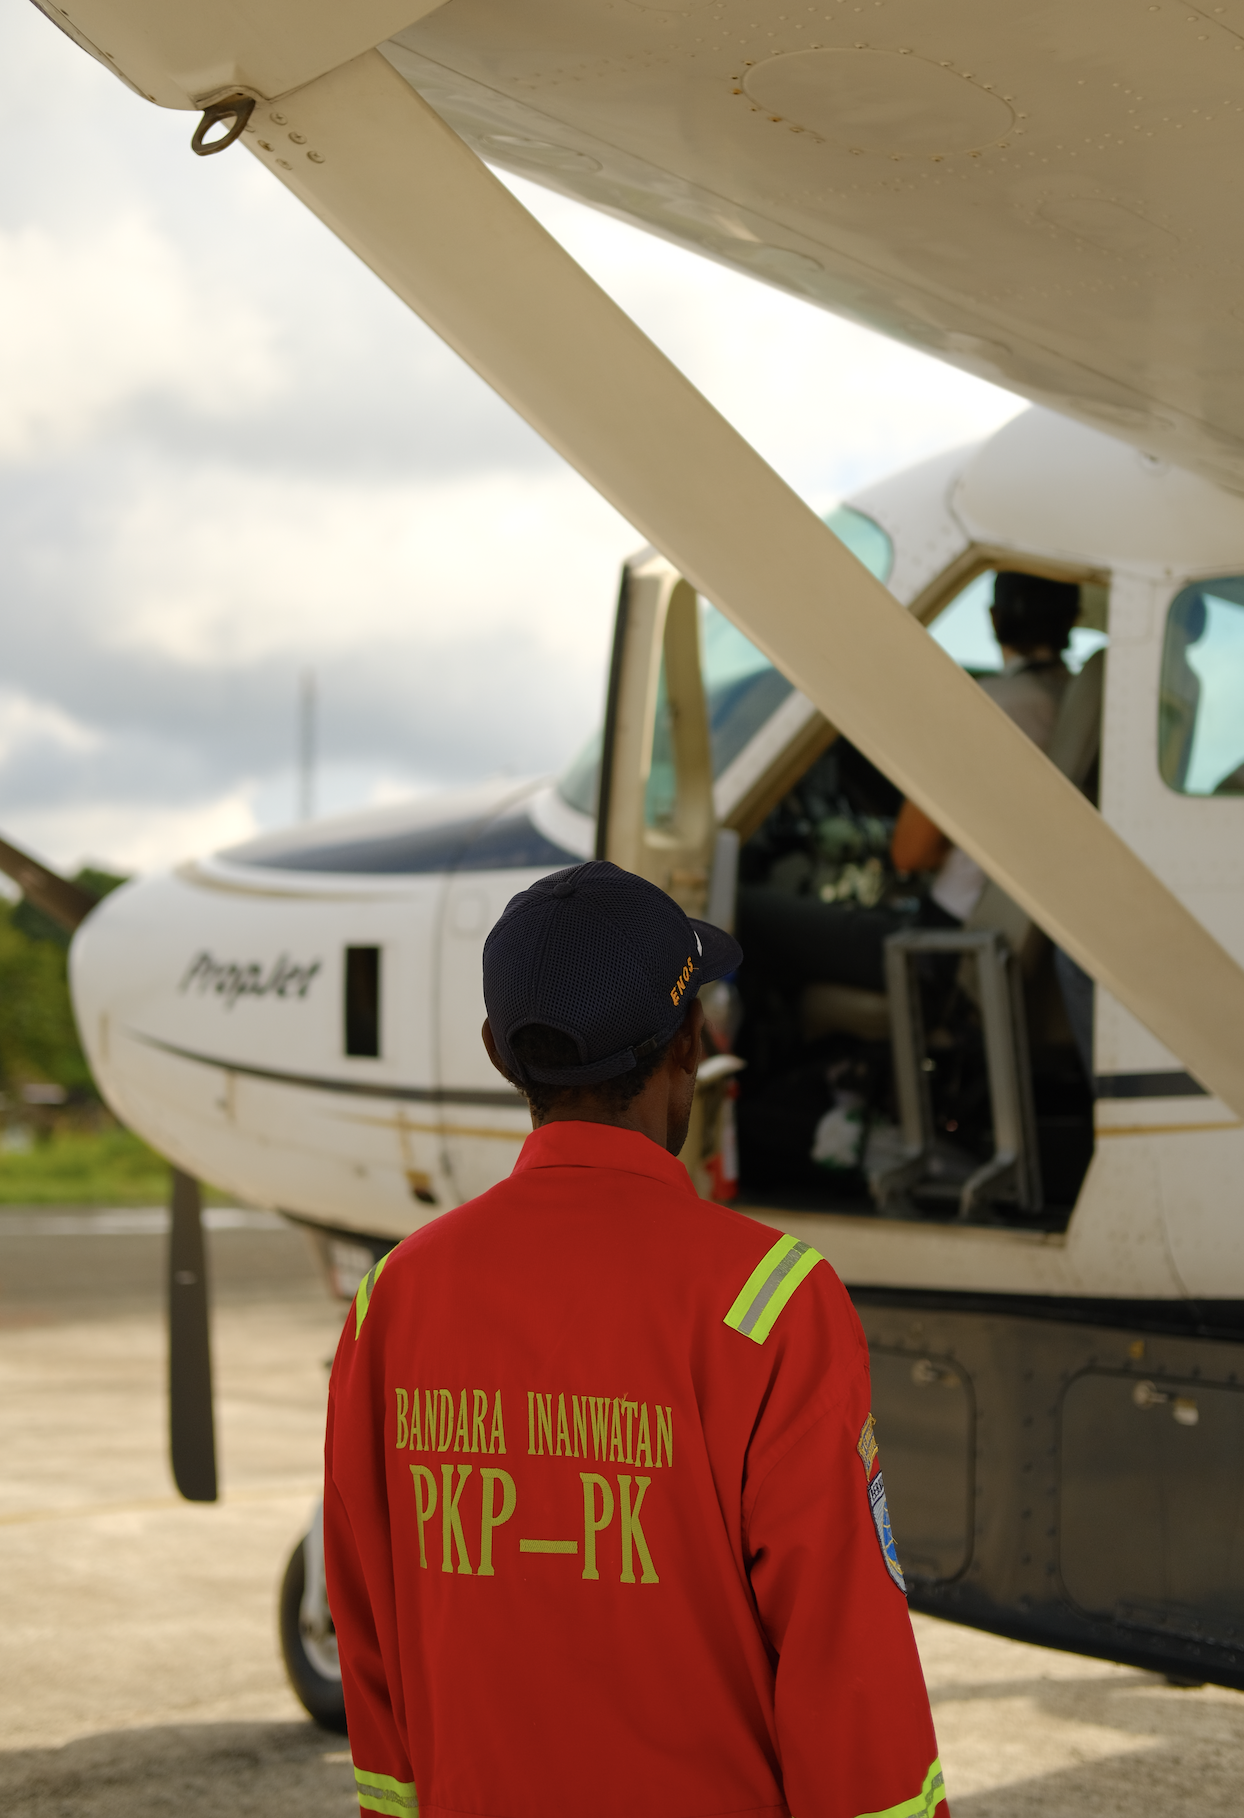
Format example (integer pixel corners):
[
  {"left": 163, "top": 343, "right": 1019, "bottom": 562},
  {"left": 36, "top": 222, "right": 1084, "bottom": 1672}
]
[
  {"left": 344, "top": 946, "right": 381, "bottom": 1057},
  {"left": 1159, "top": 577, "right": 1244, "bottom": 795},
  {"left": 929, "top": 571, "right": 1002, "bottom": 671},
  {"left": 930, "top": 570, "right": 1109, "bottom": 676}
]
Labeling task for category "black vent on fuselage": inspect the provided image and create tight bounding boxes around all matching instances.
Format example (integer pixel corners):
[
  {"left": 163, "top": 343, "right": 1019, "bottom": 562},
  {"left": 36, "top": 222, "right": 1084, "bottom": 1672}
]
[{"left": 345, "top": 947, "right": 381, "bottom": 1058}]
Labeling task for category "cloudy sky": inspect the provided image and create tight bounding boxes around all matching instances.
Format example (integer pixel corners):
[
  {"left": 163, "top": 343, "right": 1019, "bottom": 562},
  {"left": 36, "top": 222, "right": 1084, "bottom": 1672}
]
[{"left": 0, "top": 2, "right": 1024, "bottom": 876}]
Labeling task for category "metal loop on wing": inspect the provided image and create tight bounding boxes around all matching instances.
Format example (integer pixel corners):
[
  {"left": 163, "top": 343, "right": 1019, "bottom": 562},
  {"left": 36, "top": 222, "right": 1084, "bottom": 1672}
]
[{"left": 191, "top": 96, "right": 255, "bottom": 157}]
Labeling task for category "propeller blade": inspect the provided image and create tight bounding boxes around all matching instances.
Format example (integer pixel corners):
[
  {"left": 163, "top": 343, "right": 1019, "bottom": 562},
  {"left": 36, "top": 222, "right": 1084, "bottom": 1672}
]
[
  {"left": 168, "top": 1168, "right": 218, "bottom": 1502},
  {"left": 0, "top": 839, "right": 212, "bottom": 1493},
  {"left": 0, "top": 832, "right": 98, "bottom": 932}
]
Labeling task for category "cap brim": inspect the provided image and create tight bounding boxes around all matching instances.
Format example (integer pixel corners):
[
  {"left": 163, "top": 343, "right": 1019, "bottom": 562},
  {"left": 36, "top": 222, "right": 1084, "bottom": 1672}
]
[{"left": 687, "top": 918, "right": 743, "bottom": 983}]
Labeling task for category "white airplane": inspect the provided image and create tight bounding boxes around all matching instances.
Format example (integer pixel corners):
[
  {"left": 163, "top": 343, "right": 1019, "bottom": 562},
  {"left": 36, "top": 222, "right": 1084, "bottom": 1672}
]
[{"left": 18, "top": 0, "right": 1244, "bottom": 1725}]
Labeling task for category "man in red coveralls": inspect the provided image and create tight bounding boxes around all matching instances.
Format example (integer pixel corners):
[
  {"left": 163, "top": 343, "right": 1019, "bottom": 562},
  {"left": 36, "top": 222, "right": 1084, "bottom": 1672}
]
[{"left": 325, "top": 859, "right": 948, "bottom": 1818}]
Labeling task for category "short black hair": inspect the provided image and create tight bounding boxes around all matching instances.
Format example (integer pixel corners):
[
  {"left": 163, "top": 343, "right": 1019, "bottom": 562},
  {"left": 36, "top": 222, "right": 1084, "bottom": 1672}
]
[
  {"left": 992, "top": 572, "right": 1080, "bottom": 654},
  {"left": 507, "top": 1018, "right": 683, "bottom": 1121}
]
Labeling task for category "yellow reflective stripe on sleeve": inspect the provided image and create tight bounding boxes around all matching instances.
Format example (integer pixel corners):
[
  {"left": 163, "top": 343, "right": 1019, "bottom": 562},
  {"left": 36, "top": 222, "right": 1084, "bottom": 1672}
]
[
  {"left": 353, "top": 1251, "right": 390, "bottom": 1338},
  {"left": 856, "top": 1756, "right": 946, "bottom": 1818},
  {"left": 723, "top": 1234, "right": 823, "bottom": 1343},
  {"left": 354, "top": 1766, "right": 418, "bottom": 1815}
]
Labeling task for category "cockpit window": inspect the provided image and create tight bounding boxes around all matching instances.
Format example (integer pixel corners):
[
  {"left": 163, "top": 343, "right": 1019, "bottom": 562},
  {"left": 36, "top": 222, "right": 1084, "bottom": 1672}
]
[
  {"left": 556, "top": 729, "right": 602, "bottom": 817},
  {"left": 698, "top": 602, "right": 791, "bottom": 779},
  {"left": 822, "top": 504, "right": 894, "bottom": 585},
  {"left": 557, "top": 507, "right": 894, "bottom": 818},
  {"left": 1159, "top": 576, "right": 1244, "bottom": 795}
]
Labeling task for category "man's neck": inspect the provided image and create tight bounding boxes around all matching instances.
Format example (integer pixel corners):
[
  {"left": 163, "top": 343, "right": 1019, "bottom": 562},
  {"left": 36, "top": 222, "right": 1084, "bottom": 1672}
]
[
  {"left": 532, "top": 1096, "right": 669, "bottom": 1149},
  {"left": 1000, "top": 643, "right": 1057, "bottom": 665}
]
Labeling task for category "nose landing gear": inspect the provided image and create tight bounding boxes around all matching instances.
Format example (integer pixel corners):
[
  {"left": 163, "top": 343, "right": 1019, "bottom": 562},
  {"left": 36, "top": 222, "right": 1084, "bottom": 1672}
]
[{"left": 279, "top": 1502, "right": 347, "bottom": 1731}]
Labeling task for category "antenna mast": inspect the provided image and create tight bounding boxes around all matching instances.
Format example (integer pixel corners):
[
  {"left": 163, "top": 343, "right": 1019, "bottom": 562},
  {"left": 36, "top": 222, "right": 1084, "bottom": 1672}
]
[{"left": 298, "top": 668, "right": 316, "bottom": 822}]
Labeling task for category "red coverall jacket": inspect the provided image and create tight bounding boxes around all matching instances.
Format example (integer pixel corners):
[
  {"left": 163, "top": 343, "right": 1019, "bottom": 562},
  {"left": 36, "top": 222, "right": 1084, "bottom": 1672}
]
[{"left": 325, "top": 1120, "right": 948, "bottom": 1818}]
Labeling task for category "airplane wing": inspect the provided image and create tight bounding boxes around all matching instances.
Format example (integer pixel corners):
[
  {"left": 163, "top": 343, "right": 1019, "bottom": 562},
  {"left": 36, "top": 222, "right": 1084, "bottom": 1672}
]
[
  {"left": 42, "top": 0, "right": 1244, "bottom": 492},
  {"left": 27, "top": 4, "right": 1244, "bottom": 1120}
]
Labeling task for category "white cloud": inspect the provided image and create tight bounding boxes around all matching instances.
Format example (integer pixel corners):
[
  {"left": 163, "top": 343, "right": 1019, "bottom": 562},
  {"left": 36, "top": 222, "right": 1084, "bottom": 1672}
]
[
  {"left": 102, "top": 462, "right": 634, "bottom": 667},
  {"left": 0, "top": 214, "right": 279, "bottom": 460},
  {"left": 0, "top": 692, "right": 99, "bottom": 765},
  {"left": 0, "top": 1, "right": 1027, "bottom": 877},
  {"left": 5, "top": 786, "right": 261, "bottom": 878}
]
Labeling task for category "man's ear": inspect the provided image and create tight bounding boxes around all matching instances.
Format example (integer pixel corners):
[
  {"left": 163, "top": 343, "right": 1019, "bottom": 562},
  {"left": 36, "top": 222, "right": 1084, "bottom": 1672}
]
[
  {"left": 481, "top": 1017, "right": 510, "bottom": 1079},
  {"left": 672, "top": 1000, "right": 705, "bottom": 1075}
]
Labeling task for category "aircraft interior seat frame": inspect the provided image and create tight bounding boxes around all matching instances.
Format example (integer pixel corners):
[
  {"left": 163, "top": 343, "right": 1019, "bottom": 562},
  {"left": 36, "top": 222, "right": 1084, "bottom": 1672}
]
[{"left": 878, "top": 929, "right": 1043, "bottom": 1223}]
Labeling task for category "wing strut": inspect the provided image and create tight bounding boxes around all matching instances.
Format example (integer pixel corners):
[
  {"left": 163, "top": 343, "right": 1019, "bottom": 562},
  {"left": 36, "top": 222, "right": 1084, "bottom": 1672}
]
[{"left": 255, "top": 50, "right": 1244, "bottom": 1118}]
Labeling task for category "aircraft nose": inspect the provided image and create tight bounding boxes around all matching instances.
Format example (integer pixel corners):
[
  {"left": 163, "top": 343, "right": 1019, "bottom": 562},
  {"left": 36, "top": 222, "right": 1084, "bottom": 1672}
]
[{"left": 68, "top": 868, "right": 200, "bottom": 1145}]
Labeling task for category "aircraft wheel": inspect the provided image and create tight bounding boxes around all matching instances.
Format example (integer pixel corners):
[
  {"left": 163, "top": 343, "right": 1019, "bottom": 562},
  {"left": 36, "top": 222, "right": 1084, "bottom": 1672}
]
[{"left": 280, "top": 1530, "right": 348, "bottom": 1732}]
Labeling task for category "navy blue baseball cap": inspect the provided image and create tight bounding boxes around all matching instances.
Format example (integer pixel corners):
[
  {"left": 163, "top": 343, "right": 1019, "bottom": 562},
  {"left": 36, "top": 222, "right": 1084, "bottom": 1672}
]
[{"left": 483, "top": 859, "right": 743, "bottom": 1087}]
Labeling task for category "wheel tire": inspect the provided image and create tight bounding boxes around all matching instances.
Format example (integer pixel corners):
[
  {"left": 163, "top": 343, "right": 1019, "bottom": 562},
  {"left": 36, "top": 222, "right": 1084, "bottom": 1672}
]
[{"left": 279, "top": 1536, "right": 348, "bottom": 1732}]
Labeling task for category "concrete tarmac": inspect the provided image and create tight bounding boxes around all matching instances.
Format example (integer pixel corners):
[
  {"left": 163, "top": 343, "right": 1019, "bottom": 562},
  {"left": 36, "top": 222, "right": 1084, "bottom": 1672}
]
[{"left": 2, "top": 1206, "right": 1242, "bottom": 1816}]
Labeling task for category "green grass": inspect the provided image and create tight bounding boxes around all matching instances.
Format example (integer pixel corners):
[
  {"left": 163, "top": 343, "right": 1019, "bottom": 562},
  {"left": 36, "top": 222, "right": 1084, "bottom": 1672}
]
[{"left": 0, "top": 1125, "right": 202, "bottom": 1205}]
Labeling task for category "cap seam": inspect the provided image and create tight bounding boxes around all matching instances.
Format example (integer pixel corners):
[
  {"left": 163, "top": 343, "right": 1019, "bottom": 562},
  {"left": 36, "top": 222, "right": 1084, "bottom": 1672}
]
[{"left": 586, "top": 886, "right": 684, "bottom": 998}]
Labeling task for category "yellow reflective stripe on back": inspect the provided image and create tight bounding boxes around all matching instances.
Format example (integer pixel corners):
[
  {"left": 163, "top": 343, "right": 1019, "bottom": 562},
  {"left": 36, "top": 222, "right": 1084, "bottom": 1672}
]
[
  {"left": 855, "top": 1756, "right": 946, "bottom": 1818},
  {"left": 354, "top": 1766, "right": 418, "bottom": 1815},
  {"left": 353, "top": 1251, "right": 390, "bottom": 1338},
  {"left": 723, "top": 1234, "right": 823, "bottom": 1344}
]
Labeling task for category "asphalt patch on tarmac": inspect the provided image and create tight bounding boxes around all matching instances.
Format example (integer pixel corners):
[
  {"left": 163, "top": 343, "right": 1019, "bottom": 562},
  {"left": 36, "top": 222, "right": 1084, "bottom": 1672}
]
[
  {"left": 6, "top": 1205, "right": 1244, "bottom": 1814},
  {"left": 0, "top": 1204, "right": 327, "bottom": 1323},
  {"left": 0, "top": 1722, "right": 355, "bottom": 1818}
]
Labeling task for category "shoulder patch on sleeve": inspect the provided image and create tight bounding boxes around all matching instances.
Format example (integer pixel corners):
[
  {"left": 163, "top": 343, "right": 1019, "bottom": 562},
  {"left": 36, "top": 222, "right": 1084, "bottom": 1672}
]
[
  {"left": 723, "top": 1234, "right": 823, "bottom": 1344},
  {"left": 858, "top": 1411, "right": 906, "bottom": 1593},
  {"left": 354, "top": 1251, "right": 390, "bottom": 1338},
  {"left": 857, "top": 1411, "right": 880, "bottom": 1476}
]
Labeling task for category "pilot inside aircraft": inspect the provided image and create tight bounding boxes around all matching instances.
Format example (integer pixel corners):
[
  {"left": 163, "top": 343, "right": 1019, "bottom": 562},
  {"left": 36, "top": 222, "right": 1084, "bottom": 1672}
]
[
  {"left": 738, "top": 571, "right": 1083, "bottom": 986},
  {"left": 727, "top": 565, "right": 1105, "bottom": 1223},
  {"left": 892, "top": 572, "right": 1081, "bottom": 922}
]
